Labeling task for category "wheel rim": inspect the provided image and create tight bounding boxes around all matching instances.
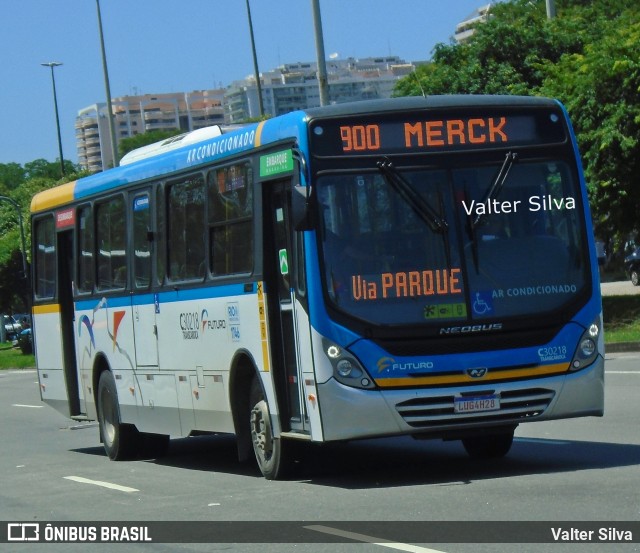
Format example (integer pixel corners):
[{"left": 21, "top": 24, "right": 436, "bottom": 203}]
[{"left": 250, "top": 399, "right": 274, "bottom": 469}]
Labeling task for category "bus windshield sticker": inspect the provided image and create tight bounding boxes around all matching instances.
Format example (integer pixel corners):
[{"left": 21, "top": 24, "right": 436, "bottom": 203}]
[
  {"left": 423, "top": 302, "right": 467, "bottom": 320},
  {"left": 472, "top": 291, "right": 494, "bottom": 316}
]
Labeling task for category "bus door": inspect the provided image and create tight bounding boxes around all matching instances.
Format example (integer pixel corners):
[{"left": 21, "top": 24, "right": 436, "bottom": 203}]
[
  {"left": 57, "top": 228, "right": 83, "bottom": 416},
  {"left": 130, "top": 191, "right": 158, "bottom": 367},
  {"left": 265, "top": 179, "right": 309, "bottom": 434}
]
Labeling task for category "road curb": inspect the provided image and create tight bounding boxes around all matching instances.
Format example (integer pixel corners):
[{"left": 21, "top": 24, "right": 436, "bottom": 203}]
[{"left": 605, "top": 342, "right": 640, "bottom": 353}]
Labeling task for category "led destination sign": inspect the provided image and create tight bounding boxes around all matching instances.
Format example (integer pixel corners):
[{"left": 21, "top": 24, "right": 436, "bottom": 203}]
[{"left": 311, "top": 110, "right": 566, "bottom": 156}]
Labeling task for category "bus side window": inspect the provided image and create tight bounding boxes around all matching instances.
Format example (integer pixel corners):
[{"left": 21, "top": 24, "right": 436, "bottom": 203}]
[
  {"left": 77, "top": 205, "right": 95, "bottom": 293},
  {"left": 208, "top": 163, "right": 253, "bottom": 276},
  {"left": 96, "top": 196, "right": 127, "bottom": 290},
  {"left": 167, "top": 175, "right": 205, "bottom": 282},
  {"left": 132, "top": 194, "right": 151, "bottom": 289},
  {"left": 155, "top": 185, "right": 166, "bottom": 285},
  {"left": 34, "top": 216, "right": 56, "bottom": 299}
]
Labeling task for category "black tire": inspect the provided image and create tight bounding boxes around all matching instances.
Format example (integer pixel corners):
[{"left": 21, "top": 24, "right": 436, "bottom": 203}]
[
  {"left": 97, "top": 370, "right": 140, "bottom": 460},
  {"left": 462, "top": 430, "right": 514, "bottom": 459},
  {"left": 249, "top": 377, "right": 290, "bottom": 480},
  {"left": 631, "top": 269, "right": 639, "bottom": 286}
]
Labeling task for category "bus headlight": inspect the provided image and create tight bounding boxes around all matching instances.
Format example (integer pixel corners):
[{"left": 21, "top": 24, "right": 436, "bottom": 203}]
[
  {"left": 570, "top": 316, "right": 601, "bottom": 370},
  {"left": 336, "top": 359, "right": 354, "bottom": 377},
  {"left": 580, "top": 338, "right": 596, "bottom": 357},
  {"left": 323, "top": 339, "right": 375, "bottom": 389}
]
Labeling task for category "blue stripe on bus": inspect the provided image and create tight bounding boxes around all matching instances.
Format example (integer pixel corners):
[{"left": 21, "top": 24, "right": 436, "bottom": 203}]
[
  {"left": 74, "top": 282, "right": 255, "bottom": 311},
  {"left": 71, "top": 113, "right": 310, "bottom": 202}
]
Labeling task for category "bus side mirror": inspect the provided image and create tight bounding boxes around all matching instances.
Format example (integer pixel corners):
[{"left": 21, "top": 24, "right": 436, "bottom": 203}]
[{"left": 292, "top": 184, "right": 315, "bottom": 231}]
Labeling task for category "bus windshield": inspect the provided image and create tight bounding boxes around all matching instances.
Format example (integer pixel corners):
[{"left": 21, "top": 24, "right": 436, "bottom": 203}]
[{"left": 317, "top": 159, "right": 588, "bottom": 326}]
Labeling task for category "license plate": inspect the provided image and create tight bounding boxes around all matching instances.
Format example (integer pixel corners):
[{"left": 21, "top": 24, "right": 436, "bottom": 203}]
[{"left": 454, "top": 395, "right": 500, "bottom": 414}]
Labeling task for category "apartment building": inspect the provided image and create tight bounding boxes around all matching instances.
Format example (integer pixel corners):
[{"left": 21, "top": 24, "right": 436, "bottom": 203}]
[
  {"left": 75, "top": 57, "right": 417, "bottom": 171},
  {"left": 225, "top": 56, "right": 416, "bottom": 123},
  {"left": 76, "top": 89, "right": 225, "bottom": 172},
  {"left": 454, "top": 3, "right": 493, "bottom": 43}
]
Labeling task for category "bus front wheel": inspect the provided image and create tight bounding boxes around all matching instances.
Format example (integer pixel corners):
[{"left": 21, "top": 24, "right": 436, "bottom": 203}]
[
  {"left": 97, "top": 370, "right": 139, "bottom": 461},
  {"left": 462, "top": 430, "right": 514, "bottom": 459},
  {"left": 249, "top": 377, "right": 289, "bottom": 480}
]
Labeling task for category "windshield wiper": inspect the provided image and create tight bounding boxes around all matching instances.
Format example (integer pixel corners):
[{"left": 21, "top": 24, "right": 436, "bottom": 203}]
[
  {"left": 377, "top": 158, "right": 452, "bottom": 270},
  {"left": 466, "top": 151, "right": 518, "bottom": 273},
  {"left": 377, "top": 158, "right": 448, "bottom": 234},
  {"left": 472, "top": 151, "right": 518, "bottom": 229}
]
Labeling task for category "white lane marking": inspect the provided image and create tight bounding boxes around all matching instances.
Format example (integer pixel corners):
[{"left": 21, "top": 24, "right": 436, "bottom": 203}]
[
  {"left": 607, "top": 371, "right": 640, "bottom": 374},
  {"left": 304, "top": 525, "right": 448, "bottom": 553},
  {"left": 515, "top": 438, "right": 571, "bottom": 445},
  {"left": 12, "top": 404, "right": 43, "bottom": 408},
  {"left": 64, "top": 476, "right": 139, "bottom": 493}
]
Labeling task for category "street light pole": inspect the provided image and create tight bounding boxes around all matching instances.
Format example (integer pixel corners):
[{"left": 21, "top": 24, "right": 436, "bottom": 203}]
[
  {"left": 311, "top": 0, "right": 329, "bottom": 106},
  {"left": 40, "top": 62, "right": 65, "bottom": 177},
  {"left": 96, "top": 0, "right": 119, "bottom": 168},
  {"left": 546, "top": 0, "right": 556, "bottom": 19},
  {"left": 245, "top": 0, "right": 264, "bottom": 118}
]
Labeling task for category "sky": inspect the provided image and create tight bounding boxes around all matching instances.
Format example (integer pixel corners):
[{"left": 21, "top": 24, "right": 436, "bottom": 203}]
[{"left": 0, "top": 0, "right": 488, "bottom": 167}]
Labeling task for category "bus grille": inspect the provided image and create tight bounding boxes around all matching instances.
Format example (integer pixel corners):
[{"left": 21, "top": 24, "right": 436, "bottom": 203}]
[{"left": 395, "top": 388, "right": 555, "bottom": 428}]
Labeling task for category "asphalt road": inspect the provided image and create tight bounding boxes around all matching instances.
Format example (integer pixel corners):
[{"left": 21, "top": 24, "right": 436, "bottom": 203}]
[{"left": 1, "top": 352, "right": 639, "bottom": 553}]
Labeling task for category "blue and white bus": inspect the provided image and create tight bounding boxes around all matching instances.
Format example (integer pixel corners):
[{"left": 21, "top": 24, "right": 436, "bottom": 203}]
[{"left": 31, "top": 96, "right": 604, "bottom": 479}]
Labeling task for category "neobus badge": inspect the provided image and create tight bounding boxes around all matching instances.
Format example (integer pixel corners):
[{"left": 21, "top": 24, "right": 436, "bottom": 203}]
[{"left": 55, "top": 208, "right": 75, "bottom": 229}]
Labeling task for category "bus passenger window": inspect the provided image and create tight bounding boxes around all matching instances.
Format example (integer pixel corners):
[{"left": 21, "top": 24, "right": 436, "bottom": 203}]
[
  {"left": 208, "top": 164, "right": 253, "bottom": 276},
  {"left": 133, "top": 194, "right": 151, "bottom": 289},
  {"left": 77, "top": 205, "right": 95, "bottom": 293},
  {"left": 34, "top": 217, "right": 56, "bottom": 299},
  {"left": 96, "top": 196, "right": 127, "bottom": 290},
  {"left": 167, "top": 176, "right": 205, "bottom": 281}
]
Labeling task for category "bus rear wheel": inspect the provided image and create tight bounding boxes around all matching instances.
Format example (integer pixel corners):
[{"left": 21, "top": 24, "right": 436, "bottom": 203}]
[
  {"left": 97, "top": 370, "right": 139, "bottom": 460},
  {"left": 462, "top": 429, "right": 514, "bottom": 459},
  {"left": 249, "top": 377, "right": 289, "bottom": 480}
]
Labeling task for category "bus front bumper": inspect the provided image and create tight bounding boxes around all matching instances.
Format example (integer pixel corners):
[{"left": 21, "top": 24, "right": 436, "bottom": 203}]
[{"left": 316, "top": 355, "right": 604, "bottom": 442}]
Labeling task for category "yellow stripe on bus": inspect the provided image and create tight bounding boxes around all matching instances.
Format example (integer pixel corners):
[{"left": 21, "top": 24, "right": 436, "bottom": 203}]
[
  {"left": 256, "top": 281, "right": 270, "bottom": 372},
  {"left": 255, "top": 120, "right": 266, "bottom": 148},
  {"left": 32, "top": 304, "right": 61, "bottom": 315},
  {"left": 30, "top": 181, "right": 76, "bottom": 213},
  {"left": 375, "top": 362, "right": 570, "bottom": 388}
]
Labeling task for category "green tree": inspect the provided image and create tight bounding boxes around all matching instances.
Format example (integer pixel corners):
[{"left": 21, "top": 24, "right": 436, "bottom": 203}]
[
  {"left": 395, "top": 0, "right": 640, "bottom": 248},
  {"left": 24, "top": 158, "right": 78, "bottom": 180},
  {"left": 0, "top": 163, "right": 26, "bottom": 190},
  {"left": 539, "top": 10, "right": 640, "bottom": 247},
  {"left": 0, "top": 249, "right": 30, "bottom": 313},
  {"left": 0, "top": 159, "right": 84, "bottom": 311}
]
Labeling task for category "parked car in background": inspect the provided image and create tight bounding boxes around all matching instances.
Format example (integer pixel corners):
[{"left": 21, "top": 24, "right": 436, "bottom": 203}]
[
  {"left": 2, "top": 315, "right": 22, "bottom": 342},
  {"left": 624, "top": 246, "right": 640, "bottom": 286},
  {"left": 12, "top": 313, "right": 31, "bottom": 329}
]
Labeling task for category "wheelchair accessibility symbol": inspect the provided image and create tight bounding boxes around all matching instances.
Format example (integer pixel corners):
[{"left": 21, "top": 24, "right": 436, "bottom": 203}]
[{"left": 472, "top": 292, "right": 493, "bottom": 315}]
